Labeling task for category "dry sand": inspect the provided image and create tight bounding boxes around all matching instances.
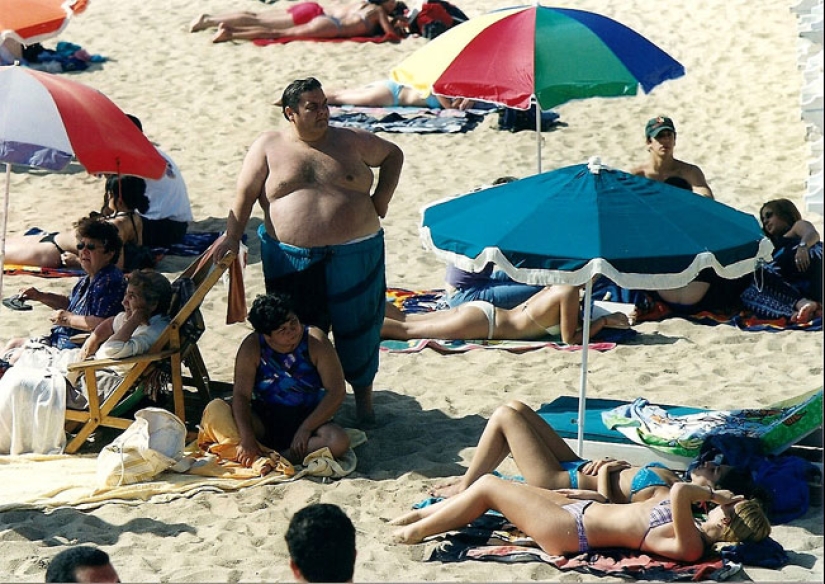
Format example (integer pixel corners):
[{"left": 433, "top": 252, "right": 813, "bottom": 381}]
[{"left": 1, "top": 0, "right": 823, "bottom": 581}]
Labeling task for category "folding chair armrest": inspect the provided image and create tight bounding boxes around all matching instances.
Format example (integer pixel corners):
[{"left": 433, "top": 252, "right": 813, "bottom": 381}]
[{"left": 66, "top": 349, "right": 178, "bottom": 371}]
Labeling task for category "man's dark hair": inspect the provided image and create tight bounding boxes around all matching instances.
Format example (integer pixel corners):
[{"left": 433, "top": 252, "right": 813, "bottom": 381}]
[
  {"left": 286, "top": 503, "right": 356, "bottom": 582},
  {"left": 45, "top": 546, "right": 111, "bottom": 583},
  {"left": 281, "top": 77, "right": 323, "bottom": 120},
  {"left": 248, "top": 292, "right": 295, "bottom": 334},
  {"left": 74, "top": 216, "right": 123, "bottom": 265}
]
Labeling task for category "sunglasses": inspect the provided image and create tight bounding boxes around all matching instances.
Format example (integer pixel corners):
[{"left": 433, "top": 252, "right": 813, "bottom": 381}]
[{"left": 76, "top": 242, "right": 100, "bottom": 251}]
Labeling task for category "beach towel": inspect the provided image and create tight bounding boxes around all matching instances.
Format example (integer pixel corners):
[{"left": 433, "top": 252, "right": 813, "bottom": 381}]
[
  {"left": 601, "top": 389, "right": 823, "bottom": 459},
  {"left": 329, "top": 106, "right": 492, "bottom": 134},
  {"left": 2, "top": 264, "right": 85, "bottom": 278},
  {"left": 0, "top": 428, "right": 367, "bottom": 512},
  {"left": 253, "top": 32, "right": 400, "bottom": 45},
  {"left": 381, "top": 288, "right": 624, "bottom": 354},
  {"left": 422, "top": 510, "right": 744, "bottom": 581}
]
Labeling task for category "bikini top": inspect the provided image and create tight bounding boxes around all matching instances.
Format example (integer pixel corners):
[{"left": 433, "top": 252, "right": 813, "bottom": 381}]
[
  {"left": 629, "top": 462, "right": 671, "bottom": 498},
  {"left": 522, "top": 303, "right": 561, "bottom": 336},
  {"left": 639, "top": 499, "right": 674, "bottom": 547}
]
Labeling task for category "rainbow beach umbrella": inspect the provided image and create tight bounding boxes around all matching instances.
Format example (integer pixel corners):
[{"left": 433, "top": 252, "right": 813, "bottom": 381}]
[{"left": 391, "top": 3, "right": 685, "bottom": 170}]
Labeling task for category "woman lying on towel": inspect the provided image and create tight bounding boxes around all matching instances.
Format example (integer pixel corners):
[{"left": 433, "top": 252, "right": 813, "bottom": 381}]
[
  {"left": 0, "top": 270, "right": 172, "bottom": 454},
  {"left": 189, "top": 0, "right": 405, "bottom": 44},
  {"left": 391, "top": 478, "right": 771, "bottom": 562},
  {"left": 3, "top": 175, "right": 151, "bottom": 272},
  {"left": 381, "top": 284, "right": 633, "bottom": 345},
  {"left": 324, "top": 80, "right": 475, "bottom": 110},
  {"left": 428, "top": 400, "right": 764, "bottom": 505}
]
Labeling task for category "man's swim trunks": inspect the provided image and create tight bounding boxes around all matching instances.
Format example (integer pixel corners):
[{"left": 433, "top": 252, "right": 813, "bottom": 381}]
[
  {"left": 259, "top": 225, "right": 386, "bottom": 389},
  {"left": 287, "top": 2, "right": 325, "bottom": 25}
]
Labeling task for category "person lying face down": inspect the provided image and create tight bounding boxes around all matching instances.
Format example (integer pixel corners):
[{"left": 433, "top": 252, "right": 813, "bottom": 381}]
[{"left": 382, "top": 284, "right": 633, "bottom": 345}]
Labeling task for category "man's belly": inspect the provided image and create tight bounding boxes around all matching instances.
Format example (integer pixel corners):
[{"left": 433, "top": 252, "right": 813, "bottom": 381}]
[{"left": 266, "top": 190, "right": 381, "bottom": 247}]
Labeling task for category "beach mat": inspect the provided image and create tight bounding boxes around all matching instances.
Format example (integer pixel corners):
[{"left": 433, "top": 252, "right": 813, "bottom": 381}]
[
  {"left": 2, "top": 264, "right": 85, "bottom": 278},
  {"left": 329, "top": 106, "right": 492, "bottom": 134},
  {"left": 253, "top": 32, "right": 399, "bottom": 45}
]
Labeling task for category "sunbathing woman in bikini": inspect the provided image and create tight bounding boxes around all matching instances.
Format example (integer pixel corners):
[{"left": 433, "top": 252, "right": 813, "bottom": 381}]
[
  {"left": 190, "top": 0, "right": 404, "bottom": 44},
  {"left": 428, "top": 399, "right": 762, "bottom": 504},
  {"left": 392, "top": 479, "right": 771, "bottom": 563},
  {"left": 3, "top": 175, "right": 149, "bottom": 271},
  {"left": 382, "top": 284, "right": 633, "bottom": 345}
]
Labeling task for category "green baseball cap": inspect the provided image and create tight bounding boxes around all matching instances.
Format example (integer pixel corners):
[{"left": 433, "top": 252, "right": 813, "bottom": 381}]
[{"left": 645, "top": 116, "right": 676, "bottom": 138}]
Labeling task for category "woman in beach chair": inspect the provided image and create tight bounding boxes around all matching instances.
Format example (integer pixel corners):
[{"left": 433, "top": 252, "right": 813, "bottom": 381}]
[
  {"left": 428, "top": 400, "right": 764, "bottom": 505},
  {"left": 189, "top": 0, "right": 406, "bottom": 44},
  {"left": 3, "top": 175, "right": 152, "bottom": 273},
  {"left": 0, "top": 270, "right": 172, "bottom": 454},
  {"left": 2, "top": 219, "right": 128, "bottom": 360},
  {"left": 391, "top": 478, "right": 771, "bottom": 562},
  {"left": 382, "top": 284, "right": 633, "bottom": 345}
]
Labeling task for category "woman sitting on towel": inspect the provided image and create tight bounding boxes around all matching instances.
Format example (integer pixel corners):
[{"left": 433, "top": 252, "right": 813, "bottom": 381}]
[
  {"left": 391, "top": 477, "right": 771, "bottom": 562},
  {"left": 748, "top": 198, "right": 822, "bottom": 323},
  {"left": 3, "top": 175, "right": 151, "bottom": 272},
  {"left": 190, "top": 0, "right": 405, "bottom": 44},
  {"left": 0, "top": 270, "right": 173, "bottom": 454},
  {"left": 381, "top": 284, "right": 633, "bottom": 345},
  {"left": 428, "top": 400, "right": 763, "bottom": 505},
  {"left": 199, "top": 292, "right": 350, "bottom": 473}
]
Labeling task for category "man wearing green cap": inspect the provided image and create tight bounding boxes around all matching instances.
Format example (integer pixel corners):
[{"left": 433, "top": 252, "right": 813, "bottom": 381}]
[{"left": 630, "top": 116, "right": 714, "bottom": 199}]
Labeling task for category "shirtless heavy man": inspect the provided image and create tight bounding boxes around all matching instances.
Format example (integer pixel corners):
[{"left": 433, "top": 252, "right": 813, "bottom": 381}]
[
  {"left": 630, "top": 116, "right": 714, "bottom": 199},
  {"left": 213, "top": 77, "right": 403, "bottom": 425}
]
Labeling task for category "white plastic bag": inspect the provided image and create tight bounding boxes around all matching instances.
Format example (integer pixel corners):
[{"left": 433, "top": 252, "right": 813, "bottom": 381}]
[{"left": 96, "top": 407, "right": 187, "bottom": 487}]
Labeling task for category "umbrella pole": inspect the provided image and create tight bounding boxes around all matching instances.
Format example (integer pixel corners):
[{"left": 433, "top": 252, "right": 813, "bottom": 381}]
[
  {"left": 535, "top": 100, "right": 542, "bottom": 173},
  {"left": 0, "top": 163, "right": 11, "bottom": 304},
  {"left": 576, "top": 279, "right": 594, "bottom": 456}
]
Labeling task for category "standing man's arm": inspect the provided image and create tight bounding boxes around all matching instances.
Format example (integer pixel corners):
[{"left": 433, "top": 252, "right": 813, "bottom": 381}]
[
  {"left": 213, "top": 136, "right": 271, "bottom": 262},
  {"left": 362, "top": 134, "right": 404, "bottom": 218}
]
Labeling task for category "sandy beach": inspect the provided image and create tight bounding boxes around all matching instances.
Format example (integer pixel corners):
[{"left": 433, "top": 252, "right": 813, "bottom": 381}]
[{"left": 1, "top": 0, "right": 823, "bottom": 581}]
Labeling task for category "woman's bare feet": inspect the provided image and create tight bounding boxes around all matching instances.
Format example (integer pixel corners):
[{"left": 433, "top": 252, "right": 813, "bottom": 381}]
[
  {"left": 427, "top": 479, "right": 463, "bottom": 499},
  {"left": 388, "top": 509, "right": 425, "bottom": 526},
  {"left": 792, "top": 299, "right": 822, "bottom": 323},
  {"left": 212, "top": 23, "right": 234, "bottom": 43},
  {"left": 189, "top": 13, "right": 211, "bottom": 33},
  {"left": 602, "top": 312, "right": 632, "bottom": 329},
  {"left": 391, "top": 525, "right": 424, "bottom": 544}
]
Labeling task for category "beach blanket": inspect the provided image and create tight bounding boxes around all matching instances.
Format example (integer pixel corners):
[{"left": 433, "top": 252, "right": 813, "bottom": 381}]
[
  {"left": 0, "top": 429, "right": 366, "bottom": 512},
  {"left": 253, "top": 32, "right": 400, "bottom": 45},
  {"left": 601, "top": 388, "right": 823, "bottom": 459},
  {"left": 422, "top": 511, "right": 743, "bottom": 581},
  {"left": 2, "top": 264, "right": 85, "bottom": 278},
  {"left": 329, "top": 106, "right": 491, "bottom": 134},
  {"left": 381, "top": 287, "right": 624, "bottom": 354}
]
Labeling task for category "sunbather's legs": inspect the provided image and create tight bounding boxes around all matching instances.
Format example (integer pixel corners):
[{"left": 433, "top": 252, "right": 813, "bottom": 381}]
[
  {"left": 190, "top": 10, "right": 294, "bottom": 33},
  {"left": 431, "top": 400, "right": 581, "bottom": 497},
  {"left": 326, "top": 83, "right": 398, "bottom": 107},
  {"left": 393, "top": 475, "right": 578, "bottom": 554},
  {"left": 381, "top": 302, "right": 491, "bottom": 340},
  {"left": 212, "top": 16, "right": 343, "bottom": 42}
]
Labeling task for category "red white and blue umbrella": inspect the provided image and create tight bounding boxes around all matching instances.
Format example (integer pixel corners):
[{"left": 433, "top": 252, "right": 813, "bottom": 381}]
[{"left": 392, "top": 4, "right": 685, "bottom": 171}]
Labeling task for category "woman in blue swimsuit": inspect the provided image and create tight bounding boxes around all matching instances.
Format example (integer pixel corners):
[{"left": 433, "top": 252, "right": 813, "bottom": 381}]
[
  {"left": 226, "top": 292, "right": 350, "bottom": 467},
  {"left": 392, "top": 479, "right": 771, "bottom": 562},
  {"left": 429, "top": 400, "right": 758, "bottom": 504}
]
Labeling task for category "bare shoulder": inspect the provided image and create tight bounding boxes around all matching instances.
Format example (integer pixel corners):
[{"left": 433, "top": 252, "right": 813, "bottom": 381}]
[
  {"left": 629, "top": 163, "right": 649, "bottom": 177},
  {"left": 329, "top": 125, "right": 398, "bottom": 158},
  {"left": 307, "top": 325, "right": 334, "bottom": 347}
]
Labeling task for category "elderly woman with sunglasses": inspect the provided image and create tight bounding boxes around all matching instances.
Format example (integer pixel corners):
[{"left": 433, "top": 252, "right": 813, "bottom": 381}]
[{"left": 2, "top": 217, "right": 127, "bottom": 363}]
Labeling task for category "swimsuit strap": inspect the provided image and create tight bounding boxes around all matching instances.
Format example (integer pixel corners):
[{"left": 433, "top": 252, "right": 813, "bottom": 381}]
[{"left": 522, "top": 302, "right": 557, "bottom": 335}]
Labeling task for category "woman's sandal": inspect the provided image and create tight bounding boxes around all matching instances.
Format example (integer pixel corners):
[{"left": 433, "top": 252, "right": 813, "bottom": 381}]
[{"left": 2, "top": 294, "right": 32, "bottom": 311}]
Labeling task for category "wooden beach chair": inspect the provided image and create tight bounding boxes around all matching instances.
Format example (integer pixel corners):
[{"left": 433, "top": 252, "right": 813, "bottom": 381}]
[{"left": 63, "top": 248, "right": 238, "bottom": 454}]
